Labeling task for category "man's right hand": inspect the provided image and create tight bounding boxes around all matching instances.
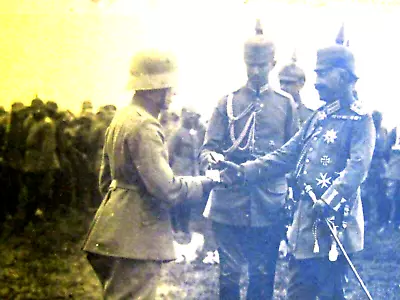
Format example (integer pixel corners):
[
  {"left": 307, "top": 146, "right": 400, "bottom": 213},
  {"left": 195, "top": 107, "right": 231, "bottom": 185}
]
[{"left": 205, "top": 152, "right": 225, "bottom": 169}]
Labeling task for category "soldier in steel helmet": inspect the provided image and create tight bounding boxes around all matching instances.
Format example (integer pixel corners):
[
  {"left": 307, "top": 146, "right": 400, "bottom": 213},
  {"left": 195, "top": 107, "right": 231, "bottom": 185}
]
[
  {"left": 225, "top": 25, "right": 375, "bottom": 299},
  {"left": 279, "top": 52, "right": 313, "bottom": 125},
  {"left": 82, "top": 49, "right": 217, "bottom": 299},
  {"left": 199, "top": 20, "right": 299, "bottom": 299}
]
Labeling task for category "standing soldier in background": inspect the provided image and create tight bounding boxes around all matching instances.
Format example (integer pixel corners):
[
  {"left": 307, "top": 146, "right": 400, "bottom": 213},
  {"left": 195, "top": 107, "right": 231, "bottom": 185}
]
[
  {"left": 88, "top": 110, "right": 109, "bottom": 209},
  {"left": 82, "top": 49, "right": 216, "bottom": 300},
  {"left": 80, "top": 100, "right": 94, "bottom": 117},
  {"left": 381, "top": 123, "right": 400, "bottom": 232},
  {"left": 361, "top": 110, "right": 388, "bottom": 228},
  {"left": 11, "top": 104, "right": 60, "bottom": 235},
  {"left": 0, "top": 106, "right": 9, "bottom": 227},
  {"left": 159, "top": 108, "right": 181, "bottom": 141},
  {"left": 2, "top": 102, "right": 26, "bottom": 226},
  {"left": 225, "top": 28, "right": 375, "bottom": 299},
  {"left": 200, "top": 20, "right": 299, "bottom": 299},
  {"left": 168, "top": 105, "right": 205, "bottom": 238},
  {"left": 278, "top": 52, "right": 313, "bottom": 125}
]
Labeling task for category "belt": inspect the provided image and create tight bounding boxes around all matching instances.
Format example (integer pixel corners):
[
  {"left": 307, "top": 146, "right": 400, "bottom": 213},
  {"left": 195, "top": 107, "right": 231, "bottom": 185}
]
[{"left": 110, "top": 179, "right": 140, "bottom": 191}]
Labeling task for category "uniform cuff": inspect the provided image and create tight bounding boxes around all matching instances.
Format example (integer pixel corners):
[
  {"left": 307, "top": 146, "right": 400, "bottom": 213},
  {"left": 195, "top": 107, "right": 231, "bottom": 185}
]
[{"left": 241, "top": 161, "right": 261, "bottom": 184}]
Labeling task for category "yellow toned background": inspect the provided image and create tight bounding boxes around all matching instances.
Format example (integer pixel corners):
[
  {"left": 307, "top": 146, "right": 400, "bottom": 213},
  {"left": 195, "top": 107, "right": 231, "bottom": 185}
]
[{"left": 1, "top": 0, "right": 400, "bottom": 127}]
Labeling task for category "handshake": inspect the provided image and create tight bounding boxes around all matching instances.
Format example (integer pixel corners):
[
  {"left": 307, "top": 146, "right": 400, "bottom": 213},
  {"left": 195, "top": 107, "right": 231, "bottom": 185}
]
[{"left": 203, "top": 152, "right": 246, "bottom": 187}]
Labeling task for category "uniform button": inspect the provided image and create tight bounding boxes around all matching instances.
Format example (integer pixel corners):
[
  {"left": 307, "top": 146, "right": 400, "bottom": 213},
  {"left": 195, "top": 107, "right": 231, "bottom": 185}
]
[
  {"left": 309, "top": 147, "right": 313, "bottom": 152},
  {"left": 313, "top": 137, "right": 318, "bottom": 141},
  {"left": 303, "top": 171, "right": 308, "bottom": 174},
  {"left": 305, "top": 159, "right": 310, "bottom": 163},
  {"left": 318, "top": 127, "right": 323, "bottom": 130},
  {"left": 96, "top": 243, "right": 99, "bottom": 247},
  {"left": 245, "top": 214, "right": 249, "bottom": 218}
]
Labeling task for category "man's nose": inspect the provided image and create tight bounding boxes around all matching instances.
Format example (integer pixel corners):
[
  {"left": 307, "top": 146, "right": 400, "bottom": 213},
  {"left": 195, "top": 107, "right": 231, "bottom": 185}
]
[{"left": 252, "top": 67, "right": 260, "bottom": 75}]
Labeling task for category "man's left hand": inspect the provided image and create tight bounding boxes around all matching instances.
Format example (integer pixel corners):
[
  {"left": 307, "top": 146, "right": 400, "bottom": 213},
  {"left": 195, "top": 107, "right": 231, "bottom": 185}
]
[{"left": 220, "top": 167, "right": 245, "bottom": 186}]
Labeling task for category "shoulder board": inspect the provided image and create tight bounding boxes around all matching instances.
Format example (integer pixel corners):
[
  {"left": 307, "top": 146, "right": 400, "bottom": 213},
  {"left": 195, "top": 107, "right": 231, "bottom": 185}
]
[
  {"left": 324, "top": 100, "right": 341, "bottom": 115},
  {"left": 350, "top": 100, "right": 367, "bottom": 116},
  {"left": 273, "top": 88, "right": 293, "bottom": 100},
  {"left": 230, "top": 87, "right": 242, "bottom": 97}
]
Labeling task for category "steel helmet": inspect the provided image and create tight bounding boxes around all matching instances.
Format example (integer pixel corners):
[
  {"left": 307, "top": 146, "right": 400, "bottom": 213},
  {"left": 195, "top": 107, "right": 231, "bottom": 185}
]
[{"left": 128, "top": 49, "right": 178, "bottom": 91}]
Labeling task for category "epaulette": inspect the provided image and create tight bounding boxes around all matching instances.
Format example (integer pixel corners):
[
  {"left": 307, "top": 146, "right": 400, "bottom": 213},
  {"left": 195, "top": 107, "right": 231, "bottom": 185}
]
[
  {"left": 273, "top": 88, "right": 293, "bottom": 101},
  {"left": 231, "top": 86, "right": 242, "bottom": 96},
  {"left": 222, "top": 87, "right": 240, "bottom": 103},
  {"left": 350, "top": 100, "right": 367, "bottom": 116}
]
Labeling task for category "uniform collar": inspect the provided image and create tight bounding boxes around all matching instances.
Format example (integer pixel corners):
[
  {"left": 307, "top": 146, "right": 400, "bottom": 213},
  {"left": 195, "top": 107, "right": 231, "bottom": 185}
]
[
  {"left": 246, "top": 82, "right": 269, "bottom": 96},
  {"left": 323, "top": 100, "right": 341, "bottom": 116}
]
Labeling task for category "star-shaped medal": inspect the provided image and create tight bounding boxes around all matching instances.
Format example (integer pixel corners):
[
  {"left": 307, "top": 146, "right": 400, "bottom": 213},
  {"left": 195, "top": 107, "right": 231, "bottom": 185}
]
[
  {"left": 316, "top": 173, "right": 332, "bottom": 188},
  {"left": 323, "top": 129, "right": 338, "bottom": 144}
]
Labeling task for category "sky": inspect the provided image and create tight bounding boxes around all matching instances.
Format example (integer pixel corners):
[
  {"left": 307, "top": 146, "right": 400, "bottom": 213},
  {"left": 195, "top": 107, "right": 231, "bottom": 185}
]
[{"left": 1, "top": 0, "right": 400, "bottom": 128}]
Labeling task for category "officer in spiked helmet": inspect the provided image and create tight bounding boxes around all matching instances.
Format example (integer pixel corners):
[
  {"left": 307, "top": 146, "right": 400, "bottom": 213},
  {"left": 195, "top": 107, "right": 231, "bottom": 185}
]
[
  {"left": 225, "top": 24, "right": 375, "bottom": 299},
  {"left": 200, "top": 20, "right": 299, "bottom": 299},
  {"left": 279, "top": 51, "right": 313, "bottom": 124},
  {"left": 82, "top": 49, "right": 217, "bottom": 299}
]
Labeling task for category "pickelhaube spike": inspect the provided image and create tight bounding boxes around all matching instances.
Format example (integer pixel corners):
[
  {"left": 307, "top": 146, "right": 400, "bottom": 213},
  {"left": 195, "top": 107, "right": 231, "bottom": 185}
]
[
  {"left": 279, "top": 50, "right": 305, "bottom": 83},
  {"left": 291, "top": 50, "right": 298, "bottom": 64},
  {"left": 244, "top": 19, "right": 275, "bottom": 64},
  {"left": 335, "top": 23, "right": 345, "bottom": 45},
  {"left": 315, "top": 22, "right": 358, "bottom": 80},
  {"left": 255, "top": 18, "right": 263, "bottom": 35}
]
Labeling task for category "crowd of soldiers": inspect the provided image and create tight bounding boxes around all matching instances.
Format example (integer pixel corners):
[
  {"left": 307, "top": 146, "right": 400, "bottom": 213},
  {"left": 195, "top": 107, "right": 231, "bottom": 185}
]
[
  {"left": 0, "top": 99, "right": 116, "bottom": 236},
  {"left": 362, "top": 110, "right": 400, "bottom": 235}
]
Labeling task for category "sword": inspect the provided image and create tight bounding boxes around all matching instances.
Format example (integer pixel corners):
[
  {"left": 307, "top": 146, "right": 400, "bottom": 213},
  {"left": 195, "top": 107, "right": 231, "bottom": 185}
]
[{"left": 305, "top": 185, "right": 373, "bottom": 300}]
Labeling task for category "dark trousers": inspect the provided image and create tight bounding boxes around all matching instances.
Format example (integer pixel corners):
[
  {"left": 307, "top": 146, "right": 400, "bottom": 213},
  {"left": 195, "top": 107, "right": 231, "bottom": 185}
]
[
  {"left": 170, "top": 202, "right": 191, "bottom": 233},
  {"left": 386, "top": 179, "right": 400, "bottom": 224},
  {"left": 212, "top": 222, "right": 284, "bottom": 300},
  {"left": 10, "top": 171, "right": 54, "bottom": 235},
  {"left": 287, "top": 256, "right": 346, "bottom": 300},
  {"left": 87, "top": 252, "right": 162, "bottom": 300}
]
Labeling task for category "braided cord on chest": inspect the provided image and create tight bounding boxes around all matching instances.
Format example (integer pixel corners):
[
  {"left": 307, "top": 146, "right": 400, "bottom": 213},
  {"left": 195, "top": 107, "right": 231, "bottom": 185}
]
[{"left": 224, "top": 93, "right": 257, "bottom": 154}]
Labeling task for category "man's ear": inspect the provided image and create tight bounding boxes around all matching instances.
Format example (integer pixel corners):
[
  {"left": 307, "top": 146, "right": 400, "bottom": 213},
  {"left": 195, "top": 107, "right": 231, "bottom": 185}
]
[{"left": 339, "top": 69, "right": 351, "bottom": 84}]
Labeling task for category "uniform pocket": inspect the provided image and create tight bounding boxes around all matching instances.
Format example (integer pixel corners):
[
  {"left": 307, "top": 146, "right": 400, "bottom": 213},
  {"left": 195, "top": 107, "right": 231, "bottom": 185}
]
[
  {"left": 139, "top": 195, "right": 167, "bottom": 227},
  {"left": 266, "top": 177, "right": 288, "bottom": 195}
]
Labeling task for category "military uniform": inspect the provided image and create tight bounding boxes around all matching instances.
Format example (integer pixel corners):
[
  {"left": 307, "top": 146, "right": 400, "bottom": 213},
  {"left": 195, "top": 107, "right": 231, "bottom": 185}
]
[
  {"left": 201, "top": 85, "right": 299, "bottom": 226},
  {"left": 12, "top": 113, "right": 60, "bottom": 234},
  {"left": 83, "top": 49, "right": 214, "bottom": 300},
  {"left": 200, "top": 22, "right": 299, "bottom": 296},
  {"left": 279, "top": 53, "right": 313, "bottom": 125},
  {"left": 2, "top": 103, "right": 28, "bottom": 221},
  {"left": 168, "top": 112, "right": 204, "bottom": 234},
  {"left": 241, "top": 99, "right": 374, "bottom": 298},
  {"left": 361, "top": 111, "right": 388, "bottom": 226},
  {"left": 383, "top": 125, "right": 400, "bottom": 229},
  {"left": 240, "top": 31, "right": 375, "bottom": 299}
]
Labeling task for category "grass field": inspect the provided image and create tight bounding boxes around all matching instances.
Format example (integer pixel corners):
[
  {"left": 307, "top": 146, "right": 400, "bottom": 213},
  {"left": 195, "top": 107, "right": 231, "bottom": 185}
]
[{"left": 0, "top": 208, "right": 399, "bottom": 299}]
